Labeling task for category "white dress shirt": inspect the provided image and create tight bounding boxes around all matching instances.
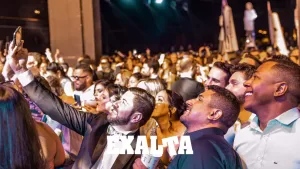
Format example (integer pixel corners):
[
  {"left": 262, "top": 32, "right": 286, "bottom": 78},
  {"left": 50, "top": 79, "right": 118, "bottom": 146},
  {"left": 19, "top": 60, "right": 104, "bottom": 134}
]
[
  {"left": 92, "top": 126, "right": 138, "bottom": 169},
  {"left": 73, "top": 84, "right": 95, "bottom": 104},
  {"left": 234, "top": 108, "right": 300, "bottom": 169}
]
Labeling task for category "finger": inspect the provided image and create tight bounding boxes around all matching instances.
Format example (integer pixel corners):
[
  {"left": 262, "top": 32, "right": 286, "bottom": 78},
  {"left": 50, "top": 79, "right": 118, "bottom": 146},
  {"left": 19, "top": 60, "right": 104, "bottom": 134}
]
[{"left": 19, "top": 40, "right": 24, "bottom": 49}]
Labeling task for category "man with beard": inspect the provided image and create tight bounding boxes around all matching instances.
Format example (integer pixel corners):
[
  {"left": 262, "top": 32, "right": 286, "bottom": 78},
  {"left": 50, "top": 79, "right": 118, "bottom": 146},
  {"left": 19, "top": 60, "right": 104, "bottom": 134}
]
[
  {"left": 141, "top": 59, "right": 160, "bottom": 79},
  {"left": 72, "top": 64, "right": 95, "bottom": 106},
  {"left": 234, "top": 59, "right": 300, "bottom": 169},
  {"left": 224, "top": 63, "right": 256, "bottom": 144},
  {"left": 5, "top": 41, "right": 156, "bottom": 169}
]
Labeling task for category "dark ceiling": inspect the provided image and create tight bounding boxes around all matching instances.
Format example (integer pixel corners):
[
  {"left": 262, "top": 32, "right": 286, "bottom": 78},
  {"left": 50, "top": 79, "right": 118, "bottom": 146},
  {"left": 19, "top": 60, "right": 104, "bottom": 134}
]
[{"left": 0, "top": 0, "right": 296, "bottom": 53}]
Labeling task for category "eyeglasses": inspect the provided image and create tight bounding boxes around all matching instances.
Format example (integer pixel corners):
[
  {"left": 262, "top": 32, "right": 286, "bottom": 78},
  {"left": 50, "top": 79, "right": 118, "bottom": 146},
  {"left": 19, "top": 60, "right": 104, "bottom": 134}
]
[{"left": 71, "top": 75, "right": 88, "bottom": 81}]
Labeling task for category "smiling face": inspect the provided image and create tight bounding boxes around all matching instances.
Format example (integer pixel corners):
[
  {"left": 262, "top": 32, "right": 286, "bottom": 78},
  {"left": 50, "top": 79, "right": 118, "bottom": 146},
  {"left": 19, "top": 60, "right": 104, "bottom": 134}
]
[
  {"left": 205, "top": 67, "right": 228, "bottom": 88},
  {"left": 226, "top": 72, "right": 247, "bottom": 104},
  {"left": 180, "top": 90, "right": 215, "bottom": 127},
  {"left": 106, "top": 91, "right": 135, "bottom": 125},
  {"left": 73, "top": 69, "right": 92, "bottom": 91},
  {"left": 243, "top": 62, "right": 278, "bottom": 113}
]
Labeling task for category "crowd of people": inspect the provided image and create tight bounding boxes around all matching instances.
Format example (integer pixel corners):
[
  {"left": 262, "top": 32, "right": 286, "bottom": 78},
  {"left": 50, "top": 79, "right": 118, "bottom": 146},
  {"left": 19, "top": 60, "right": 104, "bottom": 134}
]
[{"left": 0, "top": 35, "right": 300, "bottom": 169}]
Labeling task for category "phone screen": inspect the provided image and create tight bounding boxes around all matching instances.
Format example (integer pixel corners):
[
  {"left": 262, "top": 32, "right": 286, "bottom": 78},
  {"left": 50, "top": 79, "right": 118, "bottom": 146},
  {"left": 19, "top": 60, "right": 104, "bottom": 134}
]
[{"left": 74, "top": 94, "right": 81, "bottom": 106}]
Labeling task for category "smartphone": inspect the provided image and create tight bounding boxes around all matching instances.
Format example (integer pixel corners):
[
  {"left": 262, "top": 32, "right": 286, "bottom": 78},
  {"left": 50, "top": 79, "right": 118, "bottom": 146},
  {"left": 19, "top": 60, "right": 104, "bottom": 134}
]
[
  {"left": 74, "top": 94, "right": 81, "bottom": 106},
  {"left": 158, "top": 54, "right": 165, "bottom": 65},
  {"left": 13, "top": 26, "right": 22, "bottom": 48},
  {"left": 133, "top": 49, "right": 137, "bottom": 55}
]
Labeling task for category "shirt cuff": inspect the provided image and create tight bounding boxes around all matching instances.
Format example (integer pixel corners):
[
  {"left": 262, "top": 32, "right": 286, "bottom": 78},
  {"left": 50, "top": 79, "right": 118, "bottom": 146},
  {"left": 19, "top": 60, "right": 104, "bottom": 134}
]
[{"left": 17, "top": 70, "right": 34, "bottom": 86}]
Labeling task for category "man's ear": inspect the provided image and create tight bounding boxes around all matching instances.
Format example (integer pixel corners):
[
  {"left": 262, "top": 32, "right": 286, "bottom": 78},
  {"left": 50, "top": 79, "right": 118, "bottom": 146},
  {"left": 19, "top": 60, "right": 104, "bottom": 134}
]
[
  {"left": 274, "top": 82, "right": 288, "bottom": 97},
  {"left": 207, "top": 109, "right": 223, "bottom": 121},
  {"left": 130, "top": 112, "right": 143, "bottom": 124}
]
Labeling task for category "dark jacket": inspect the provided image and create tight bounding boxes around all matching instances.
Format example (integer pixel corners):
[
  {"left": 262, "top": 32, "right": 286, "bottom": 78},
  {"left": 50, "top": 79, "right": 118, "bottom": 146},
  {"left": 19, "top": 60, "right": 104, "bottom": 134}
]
[
  {"left": 168, "top": 128, "right": 242, "bottom": 169},
  {"left": 23, "top": 79, "right": 139, "bottom": 169}
]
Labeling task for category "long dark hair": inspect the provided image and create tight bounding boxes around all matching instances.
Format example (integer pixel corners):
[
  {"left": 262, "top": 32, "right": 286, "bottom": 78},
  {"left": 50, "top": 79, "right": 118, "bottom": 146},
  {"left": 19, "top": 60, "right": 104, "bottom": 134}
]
[
  {"left": 0, "top": 85, "right": 46, "bottom": 169},
  {"left": 165, "top": 90, "right": 186, "bottom": 119}
]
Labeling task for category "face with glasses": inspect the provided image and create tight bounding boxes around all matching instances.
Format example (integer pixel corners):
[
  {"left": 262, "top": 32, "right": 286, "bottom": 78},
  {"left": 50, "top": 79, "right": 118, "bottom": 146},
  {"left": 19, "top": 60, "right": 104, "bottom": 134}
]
[{"left": 72, "top": 69, "right": 92, "bottom": 91}]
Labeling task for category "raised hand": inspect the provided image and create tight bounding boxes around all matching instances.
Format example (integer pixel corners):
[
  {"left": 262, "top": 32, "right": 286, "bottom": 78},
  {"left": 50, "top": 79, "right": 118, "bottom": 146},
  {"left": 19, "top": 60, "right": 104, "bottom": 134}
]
[
  {"left": 45, "top": 48, "right": 54, "bottom": 62},
  {"left": 7, "top": 40, "right": 28, "bottom": 74}
]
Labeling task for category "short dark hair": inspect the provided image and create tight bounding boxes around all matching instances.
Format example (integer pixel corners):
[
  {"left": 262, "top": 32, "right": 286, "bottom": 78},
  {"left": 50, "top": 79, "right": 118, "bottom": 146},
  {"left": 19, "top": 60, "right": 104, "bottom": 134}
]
[
  {"left": 207, "top": 85, "right": 240, "bottom": 128},
  {"left": 213, "top": 62, "right": 232, "bottom": 85},
  {"left": 146, "top": 59, "right": 160, "bottom": 74},
  {"left": 46, "top": 62, "right": 60, "bottom": 74},
  {"left": 271, "top": 55, "right": 291, "bottom": 62},
  {"left": 75, "top": 64, "right": 93, "bottom": 75},
  {"left": 94, "top": 79, "right": 114, "bottom": 92},
  {"left": 131, "top": 73, "right": 143, "bottom": 81},
  {"left": 129, "top": 87, "right": 155, "bottom": 126},
  {"left": 230, "top": 63, "right": 256, "bottom": 80},
  {"left": 264, "top": 59, "right": 300, "bottom": 103},
  {"left": 107, "top": 84, "right": 128, "bottom": 101}
]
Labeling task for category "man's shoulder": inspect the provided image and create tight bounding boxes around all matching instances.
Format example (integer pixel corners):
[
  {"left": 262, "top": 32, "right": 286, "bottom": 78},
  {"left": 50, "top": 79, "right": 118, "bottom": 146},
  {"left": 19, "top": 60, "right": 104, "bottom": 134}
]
[{"left": 191, "top": 134, "right": 229, "bottom": 153}]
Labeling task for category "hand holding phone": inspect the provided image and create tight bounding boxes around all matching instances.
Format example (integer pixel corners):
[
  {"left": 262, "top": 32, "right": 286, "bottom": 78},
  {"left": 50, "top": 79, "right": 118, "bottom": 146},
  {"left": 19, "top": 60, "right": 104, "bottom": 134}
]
[{"left": 13, "top": 26, "right": 22, "bottom": 49}]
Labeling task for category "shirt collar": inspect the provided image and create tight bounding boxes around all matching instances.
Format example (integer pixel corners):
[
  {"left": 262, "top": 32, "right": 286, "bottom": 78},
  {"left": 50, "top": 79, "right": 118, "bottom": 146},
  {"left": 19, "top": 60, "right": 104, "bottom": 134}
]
[
  {"left": 180, "top": 72, "right": 192, "bottom": 78},
  {"left": 275, "top": 108, "right": 300, "bottom": 125},
  {"left": 185, "top": 127, "right": 225, "bottom": 141},
  {"left": 250, "top": 107, "right": 300, "bottom": 130},
  {"left": 110, "top": 125, "right": 139, "bottom": 135}
]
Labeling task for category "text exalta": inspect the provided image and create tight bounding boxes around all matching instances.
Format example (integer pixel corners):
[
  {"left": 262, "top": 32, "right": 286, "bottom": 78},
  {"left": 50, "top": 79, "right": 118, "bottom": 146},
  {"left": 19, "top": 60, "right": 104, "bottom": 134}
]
[{"left": 106, "top": 136, "right": 193, "bottom": 157}]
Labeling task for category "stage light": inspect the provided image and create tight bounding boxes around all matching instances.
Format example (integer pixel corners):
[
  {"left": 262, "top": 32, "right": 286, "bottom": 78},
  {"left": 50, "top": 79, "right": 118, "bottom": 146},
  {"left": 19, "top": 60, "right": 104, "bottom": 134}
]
[
  {"left": 34, "top": 10, "right": 40, "bottom": 14},
  {"left": 155, "top": 0, "right": 163, "bottom": 4}
]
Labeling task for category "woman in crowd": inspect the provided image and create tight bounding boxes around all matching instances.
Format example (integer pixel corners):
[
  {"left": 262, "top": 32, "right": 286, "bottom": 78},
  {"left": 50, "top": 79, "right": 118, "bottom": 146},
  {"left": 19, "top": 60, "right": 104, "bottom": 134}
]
[
  {"left": 150, "top": 90, "right": 186, "bottom": 166},
  {"left": 137, "top": 78, "right": 166, "bottom": 135},
  {"left": 0, "top": 84, "right": 65, "bottom": 169},
  {"left": 127, "top": 72, "right": 142, "bottom": 88},
  {"left": 94, "top": 79, "right": 114, "bottom": 113},
  {"left": 114, "top": 69, "right": 132, "bottom": 87}
]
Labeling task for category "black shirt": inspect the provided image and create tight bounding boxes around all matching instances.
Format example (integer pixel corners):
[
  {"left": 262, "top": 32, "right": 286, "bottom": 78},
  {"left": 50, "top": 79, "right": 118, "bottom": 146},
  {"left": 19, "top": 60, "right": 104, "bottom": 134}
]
[{"left": 168, "top": 128, "right": 242, "bottom": 169}]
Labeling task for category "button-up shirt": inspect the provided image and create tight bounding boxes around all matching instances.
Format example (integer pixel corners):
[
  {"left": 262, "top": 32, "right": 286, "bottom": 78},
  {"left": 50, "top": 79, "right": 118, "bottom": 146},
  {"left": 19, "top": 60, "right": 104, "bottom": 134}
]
[{"left": 234, "top": 108, "right": 300, "bottom": 169}]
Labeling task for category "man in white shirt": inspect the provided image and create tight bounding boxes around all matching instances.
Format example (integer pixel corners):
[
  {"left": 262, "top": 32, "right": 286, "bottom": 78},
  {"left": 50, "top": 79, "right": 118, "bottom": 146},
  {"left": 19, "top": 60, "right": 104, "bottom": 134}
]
[
  {"left": 71, "top": 64, "right": 96, "bottom": 106},
  {"left": 233, "top": 58, "right": 300, "bottom": 169},
  {"left": 225, "top": 63, "right": 256, "bottom": 145}
]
